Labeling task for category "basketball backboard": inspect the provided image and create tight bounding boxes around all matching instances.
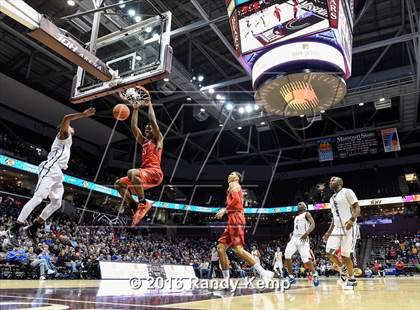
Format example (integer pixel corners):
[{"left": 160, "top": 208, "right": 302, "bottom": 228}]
[{"left": 70, "top": 11, "right": 172, "bottom": 104}]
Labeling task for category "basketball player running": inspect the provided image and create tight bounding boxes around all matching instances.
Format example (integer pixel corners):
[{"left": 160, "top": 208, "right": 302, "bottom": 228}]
[
  {"left": 323, "top": 176, "right": 360, "bottom": 289},
  {"left": 7, "top": 108, "right": 96, "bottom": 246},
  {"left": 284, "top": 202, "right": 320, "bottom": 287},
  {"left": 272, "top": 247, "right": 284, "bottom": 278},
  {"left": 114, "top": 100, "right": 163, "bottom": 226},
  {"left": 215, "top": 172, "right": 273, "bottom": 288}
]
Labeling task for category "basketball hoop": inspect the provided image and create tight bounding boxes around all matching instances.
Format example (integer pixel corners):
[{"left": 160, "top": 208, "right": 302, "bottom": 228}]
[{"left": 119, "top": 85, "right": 151, "bottom": 106}]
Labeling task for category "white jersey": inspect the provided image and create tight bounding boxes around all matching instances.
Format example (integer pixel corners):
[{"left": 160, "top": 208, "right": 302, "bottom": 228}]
[
  {"left": 46, "top": 135, "right": 72, "bottom": 170},
  {"left": 274, "top": 251, "right": 283, "bottom": 262},
  {"left": 292, "top": 212, "right": 309, "bottom": 237},
  {"left": 329, "top": 188, "right": 358, "bottom": 228}
]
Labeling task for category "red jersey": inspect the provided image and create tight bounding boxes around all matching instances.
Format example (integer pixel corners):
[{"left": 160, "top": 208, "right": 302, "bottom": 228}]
[
  {"left": 141, "top": 139, "right": 162, "bottom": 169},
  {"left": 226, "top": 189, "right": 244, "bottom": 213}
]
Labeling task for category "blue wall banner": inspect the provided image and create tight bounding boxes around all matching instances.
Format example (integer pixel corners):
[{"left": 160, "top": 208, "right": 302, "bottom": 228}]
[{"left": 318, "top": 139, "right": 334, "bottom": 162}]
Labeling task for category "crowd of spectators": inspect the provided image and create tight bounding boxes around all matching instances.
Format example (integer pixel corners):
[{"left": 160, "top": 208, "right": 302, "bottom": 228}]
[{"left": 366, "top": 233, "right": 420, "bottom": 276}]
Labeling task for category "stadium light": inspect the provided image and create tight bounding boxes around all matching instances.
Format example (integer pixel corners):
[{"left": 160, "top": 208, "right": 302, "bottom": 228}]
[
  {"left": 216, "top": 94, "right": 222, "bottom": 100},
  {"left": 226, "top": 103, "right": 233, "bottom": 110},
  {"left": 359, "top": 102, "right": 364, "bottom": 106},
  {"left": 128, "top": 9, "right": 136, "bottom": 16},
  {"left": 254, "top": 104, "right": 259, "bottom": 110},
  {"left": 67, "top": 0, "right": 76, "bottom": 6},
  {"left": 198, "top": 75, "right": 204, "bottom": 82},
  {"left": 238, "top": 107, "right": 245, "bottom": 114},
  {"left": 145, "top": 26, "right": 152, "bottom": 33},
  {"left": 200, "top": 108, "right": 205, "bottom": 112},
  {"left": 237, "top": 126, "right": 242, "bottom": 130},
  {"left": 118, "top": 0, "right": 125, "bottom": 8},
  {"left": 163, "top": 78, "right": 169, "bottom": 82},
  {"left": 208, "top": 88, "right": 215, "bottom": 94},
  {"left": 245, "top": 105, "right": 252, "bottom": 113},
  {"left": 134, "top": 16, "right": 142, "bottom": 22}
]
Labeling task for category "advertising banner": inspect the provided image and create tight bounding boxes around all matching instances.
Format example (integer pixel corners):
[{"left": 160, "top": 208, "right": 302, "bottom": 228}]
[{"left": 381, "top": 128, "right": 401, "bottom": 152}]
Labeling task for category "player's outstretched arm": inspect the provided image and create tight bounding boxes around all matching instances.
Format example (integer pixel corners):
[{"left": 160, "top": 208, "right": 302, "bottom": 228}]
[
  {"left": 147, "top": 101, "right": 163, "bottom": 147},
  {"left": 59, "top": 108, "right": 96, "bottom": 139},
  {"left": 131, "top": 103, "right": 145, "bottom": 144}
]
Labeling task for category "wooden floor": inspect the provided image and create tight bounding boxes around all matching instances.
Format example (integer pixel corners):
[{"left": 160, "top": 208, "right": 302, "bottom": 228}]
[{"left": 0, "top": 277, "right": 419, "bottom": 309}]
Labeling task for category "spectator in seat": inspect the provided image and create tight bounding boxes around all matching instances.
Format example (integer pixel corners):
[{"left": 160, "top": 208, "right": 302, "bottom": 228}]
[
  {"left": 28, "top": 246, "right": 53, "bottom": 280},
  {"left": 395, "top": 259, "right": 407, "bottom": 277},
  {"left": 364, "top": 266, "right": 373, "bottom": 278},
  {"left": 199, "top": 261, "right": 210, "bottom": 279},
  {"left": 192, "top": 259, "right": 200, "bottom": 278},
  {"left": 38, "top": 244, "right": 56, "bottom": 276},
  {"left": 231, "top": 261, "right": 246, "bottom": 278}
]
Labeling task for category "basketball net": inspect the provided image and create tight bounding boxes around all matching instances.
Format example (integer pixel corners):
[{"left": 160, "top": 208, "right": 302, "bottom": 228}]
[{"left": 119, "top": 85, "right": 151, "bottom": 106}]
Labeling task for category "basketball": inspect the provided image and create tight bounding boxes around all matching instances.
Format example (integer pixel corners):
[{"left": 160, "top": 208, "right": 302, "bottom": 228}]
[{"left": 113, "top": 104, "right": 130, "bottom": 121}]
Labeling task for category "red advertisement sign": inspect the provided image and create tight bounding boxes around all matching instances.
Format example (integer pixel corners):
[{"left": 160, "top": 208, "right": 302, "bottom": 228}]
[{"left": 327, "top": 0, "right": 339, "bottom": 28}]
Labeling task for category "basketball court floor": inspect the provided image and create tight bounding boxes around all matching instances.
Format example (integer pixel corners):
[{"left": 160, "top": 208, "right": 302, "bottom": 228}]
[{"left": 0, "top": 277, "right": 419, "bottom": 309}]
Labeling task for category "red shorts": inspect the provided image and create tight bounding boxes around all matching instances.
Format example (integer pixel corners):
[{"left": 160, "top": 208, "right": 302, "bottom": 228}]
[
  {"left": 218, "top": 213, "right": 245, "bottom": 247},
  {"left": 121, "top": 167, "right": 163, "bottom": 194}
]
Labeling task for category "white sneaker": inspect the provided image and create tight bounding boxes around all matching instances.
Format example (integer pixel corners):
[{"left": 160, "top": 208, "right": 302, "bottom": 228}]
[
  {"left": 39, "top": 276, "right": 46, "bottom": 280},
  {"left": 261, "top": 270, "right": 274, "bottom": 285},
  {"left": 342, "top": 278, "right": 357, "bottom": 290},
  {"left": 47, "top": 269, "right": 55, "bottom": 275}
]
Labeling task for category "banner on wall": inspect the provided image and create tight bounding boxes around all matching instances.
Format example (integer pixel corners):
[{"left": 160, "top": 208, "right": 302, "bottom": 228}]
[
  {"left": 318, "top": 139, "right": 334, "bottom": 162},
  {"left": 381, "top": 128, "right": 401, "bottom": 153},
  {"left": 335, "top": 131, "right": 378, "bottom": 158}
]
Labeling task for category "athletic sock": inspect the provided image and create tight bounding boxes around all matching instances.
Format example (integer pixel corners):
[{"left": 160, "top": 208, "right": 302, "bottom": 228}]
[
  {"left": 222, "top": 270, "right": 230, "bottom": 281},
  {"left": 253, "top": 263, "right": 265, "bottom": 276}
]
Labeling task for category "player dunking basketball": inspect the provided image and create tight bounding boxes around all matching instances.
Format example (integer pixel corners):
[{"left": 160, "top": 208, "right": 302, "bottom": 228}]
[
  {"left": 114, "top": 100, "right": 163, "bottom": 226},
  {"left": 215, "top": 172, "right": 273, "bottom": 288},
  {"left": 7, "top": 108, "right": 96, "bottom": 246},
  {"left": 284, "top": 202, "right": 320, "bottom": 287}
]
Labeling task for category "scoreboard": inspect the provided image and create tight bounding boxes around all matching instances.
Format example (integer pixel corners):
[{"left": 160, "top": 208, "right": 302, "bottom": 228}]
[{"left": 226, "top": 0, "right": 354, "bottom": 84}]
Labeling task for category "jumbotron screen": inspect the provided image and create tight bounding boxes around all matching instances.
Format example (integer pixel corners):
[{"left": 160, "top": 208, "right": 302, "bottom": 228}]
[{"left": 236, "top": 0, "right": 330, "bottom": 55}]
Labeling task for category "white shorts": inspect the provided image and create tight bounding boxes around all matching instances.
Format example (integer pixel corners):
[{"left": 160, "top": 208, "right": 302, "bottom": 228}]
[
  {"left": 326, "top": 225, "right": 360, "bottom": 257},
  {"left": 34, "top": 161, "right": 64, "bottom": 201},
  {"left": 274, "top": 261, "right": 283, "bottom": 270},
  {"left": 284, "top": 236, "right": 311, "bottom": 263}
]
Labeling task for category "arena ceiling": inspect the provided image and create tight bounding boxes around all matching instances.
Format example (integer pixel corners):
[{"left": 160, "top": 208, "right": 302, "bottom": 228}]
[{"left": 0, "top": 0, "right": 419, "bottom": 169}]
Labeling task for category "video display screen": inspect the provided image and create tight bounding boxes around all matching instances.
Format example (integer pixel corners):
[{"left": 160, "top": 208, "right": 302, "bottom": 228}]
[{"left": 237, "top": 0, "right": 330, "bottom": 54}]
